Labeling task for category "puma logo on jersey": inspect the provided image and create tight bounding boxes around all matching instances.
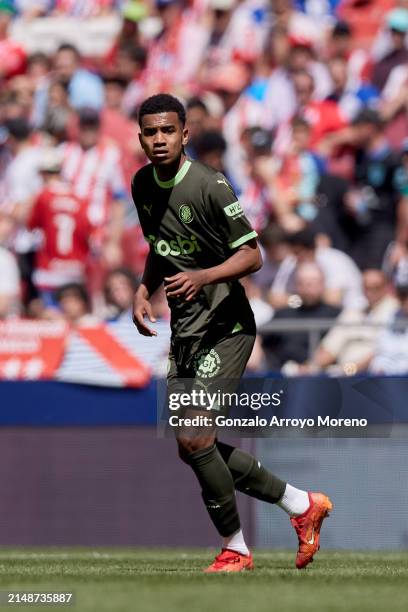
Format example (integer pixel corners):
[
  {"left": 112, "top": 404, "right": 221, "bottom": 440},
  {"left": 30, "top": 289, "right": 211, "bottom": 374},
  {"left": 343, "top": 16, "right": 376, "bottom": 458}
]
[
  {"left": 217, "top": 178, "right": 234, "bottom": 194},
  {"left": 143, "top": 204, "right": 153, "bottom": 216}
]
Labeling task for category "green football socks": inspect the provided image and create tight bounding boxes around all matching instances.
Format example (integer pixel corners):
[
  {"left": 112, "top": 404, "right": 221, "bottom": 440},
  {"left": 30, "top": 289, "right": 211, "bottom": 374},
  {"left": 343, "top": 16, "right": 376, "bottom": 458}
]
[
  {"left": 186, "top": 444, "right": 241, "bottom": 537},
  {"left": 217, "top": 441, "right": 286, "bottom": 503}
]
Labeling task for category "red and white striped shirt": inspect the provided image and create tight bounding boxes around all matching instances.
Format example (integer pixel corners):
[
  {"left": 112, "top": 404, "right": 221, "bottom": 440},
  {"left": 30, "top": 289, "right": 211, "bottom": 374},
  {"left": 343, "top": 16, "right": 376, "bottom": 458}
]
[
  {"left": 59, "top": 141, "right": 127, "bottom": 227},
  {"left": 54, "top": 0, "right": 114, "bottom": 17}
]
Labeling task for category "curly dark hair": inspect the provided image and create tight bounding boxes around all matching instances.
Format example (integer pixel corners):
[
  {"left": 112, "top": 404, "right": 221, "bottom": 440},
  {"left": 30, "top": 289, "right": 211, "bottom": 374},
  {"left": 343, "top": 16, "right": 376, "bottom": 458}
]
[{"left": 138, "top": 93, "right": 186, "bottom": 126}]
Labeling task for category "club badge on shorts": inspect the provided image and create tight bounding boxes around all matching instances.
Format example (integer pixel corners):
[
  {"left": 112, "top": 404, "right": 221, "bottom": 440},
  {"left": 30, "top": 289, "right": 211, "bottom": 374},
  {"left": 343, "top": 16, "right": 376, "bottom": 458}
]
[{"left": 194, "top": 348, "right": 221, "bottom": 378}]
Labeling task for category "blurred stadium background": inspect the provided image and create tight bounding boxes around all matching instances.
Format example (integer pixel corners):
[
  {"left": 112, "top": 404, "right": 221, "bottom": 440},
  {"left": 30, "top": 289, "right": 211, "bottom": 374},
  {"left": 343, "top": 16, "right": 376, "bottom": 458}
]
[{"left": 1, "top": 0, "right": 408, "bottom": 554}]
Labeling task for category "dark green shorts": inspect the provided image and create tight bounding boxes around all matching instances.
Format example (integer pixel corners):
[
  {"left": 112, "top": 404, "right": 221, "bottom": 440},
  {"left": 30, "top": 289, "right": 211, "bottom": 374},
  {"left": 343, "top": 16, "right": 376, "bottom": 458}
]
[{"left": 167, "top": 331, "right": 255, "bottom": 399}]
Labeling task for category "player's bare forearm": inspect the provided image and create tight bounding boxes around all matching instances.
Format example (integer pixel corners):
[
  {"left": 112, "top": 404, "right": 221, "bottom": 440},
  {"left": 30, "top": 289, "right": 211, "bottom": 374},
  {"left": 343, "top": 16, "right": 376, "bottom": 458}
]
[
  {"left": 132, "top": 249, "right": 163, "bottom": 336},
  {"left": 204, "top": 239, "right": 262, "bottom": 284},
  {"left": 165, "top": 239, "right": 262, "bottom": 301},
  {"left": 142, "top": 249, "right": 163, "bottom": 298}
]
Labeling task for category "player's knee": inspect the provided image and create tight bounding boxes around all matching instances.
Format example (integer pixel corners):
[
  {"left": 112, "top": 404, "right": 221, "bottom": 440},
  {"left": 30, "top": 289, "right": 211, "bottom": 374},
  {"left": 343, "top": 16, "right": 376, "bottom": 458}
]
[{"left": 177, "top": 436, "right": 215, "bottom": 461}]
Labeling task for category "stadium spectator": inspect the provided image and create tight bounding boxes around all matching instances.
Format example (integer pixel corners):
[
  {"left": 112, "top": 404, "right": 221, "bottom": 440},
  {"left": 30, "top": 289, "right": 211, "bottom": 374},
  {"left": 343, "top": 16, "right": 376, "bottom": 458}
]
[
  {"left": 53, "top": 43, "right": 104, "bottom": 110},
  {"left": 0, "top": 2, "right": 26, "bottom": 81},
  {"left": 203, "top": 0, "right": 269, "bottom": 68},
  {"left": 59, "top": 108, "right": 126, "bottom": 267},
  {"left": 382, "top": 221, "right": 408, "bottom": 288},
  {"left": 312, "top": 269, "right": 398, "bottom": 375},
  {"left": 268, "top": 117, "right": 323, "bottom": 230},
  {"left": 103, "top": 266, "right": 139, "bottom": 321},
  {"left": 185, "top": 97, "right": 212, "bottom": 158},
  {"left": 344, "top": 109, "right": 402, "bottom": 269},
  {"left": 41, "top": 78, "right": 75, "bottom": 143},
  {"left": 274, "top": 70, "right": 347, "bottom": 156},
  {"left": 255, "top": 224, "right": 292, "bottom": 294},
  {"left": 326, "top": 56, "right": 379, "bottom": 121},
  {"left": 269, "top": 228, "right": 365, "bottom": 310},
  {"left": 193, "top": 129, "right": 227, "bottom": 174},
  {"left": 380, "top": 59, "right": 408, "bottom": 148},
  {"left": 144, "top": 0, "right": 208, "bottom": 93},
  {"left": 371, "top": 8, "right": 408, "bottom": 93},
  {"left": 14, "top": 1, "right": 51, "bottom": 18},
  {"left": 104, "top": 1, "right": 147, "bottom": 73},
  {"left": 0, "top": 208, "right": 20, "bottom": 318},
  {"left": 261, "top": 36, "right": 333, "bottom": 132},
  {"left": 370, "top": 281, "right": 408, "bottom": 375},
  {"left": 100, "top": 74, "right": 140, "bottom": 186},
  {"left": 1, "top": 118, "right": 42, "bottom": 213},
  {"left": 262, "top": 261, "right": 341, "bottom": 370},
  {"left": 55, "top": 283, "right": 96, "bottom": 325},
  {"left": 239, "top": 126, "right": 275, "bottom": 232},
  {"left": 116, "top": 44, "right": 147, "bottom": 116},
  {"left": 12, "top": 148, "right": 94, "bottom": 308},
  {"left": 26, "top": 53, "right": 52, "bottom": 129}
]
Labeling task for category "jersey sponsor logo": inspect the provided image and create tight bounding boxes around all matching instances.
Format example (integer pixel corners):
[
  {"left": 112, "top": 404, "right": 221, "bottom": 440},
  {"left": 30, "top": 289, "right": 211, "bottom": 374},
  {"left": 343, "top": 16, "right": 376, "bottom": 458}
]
[
  {"left": 194, "top": 348, "right": 221, "bottom": 379},
  {"left": 146, "top": 234, "right": 201, "bottom": 257},
  {"left": 223, "top": 201, "right": 244, "bottom": 219},
  {"left": 179, "top": 204, "right": 193, "bottom": 224}
]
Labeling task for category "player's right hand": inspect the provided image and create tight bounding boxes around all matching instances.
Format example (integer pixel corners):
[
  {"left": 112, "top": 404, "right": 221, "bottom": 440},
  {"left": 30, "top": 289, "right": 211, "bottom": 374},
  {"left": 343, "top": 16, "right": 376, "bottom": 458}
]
[{"left": 132, "top": 296, "right": 157, "bottom": 337}]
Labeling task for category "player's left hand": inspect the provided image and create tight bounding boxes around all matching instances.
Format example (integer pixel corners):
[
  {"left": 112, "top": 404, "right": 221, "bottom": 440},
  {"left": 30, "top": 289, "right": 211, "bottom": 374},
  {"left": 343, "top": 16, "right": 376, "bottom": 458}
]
[{"left": 164, "top": 270, "right": 208, "bottom": 301}]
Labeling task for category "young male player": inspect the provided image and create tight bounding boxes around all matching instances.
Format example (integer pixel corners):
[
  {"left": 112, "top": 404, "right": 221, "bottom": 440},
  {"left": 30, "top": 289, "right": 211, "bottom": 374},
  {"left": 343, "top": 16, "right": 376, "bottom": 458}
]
[{"left": 132, "top": 94, "right": 333, "bottom": 573}]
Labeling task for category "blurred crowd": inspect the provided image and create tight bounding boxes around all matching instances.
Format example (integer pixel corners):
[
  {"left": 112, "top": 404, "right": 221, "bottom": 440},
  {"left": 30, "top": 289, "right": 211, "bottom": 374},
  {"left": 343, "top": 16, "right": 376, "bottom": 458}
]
[{"left": 1, "top": 0, "right": 408, "bottom": 375}]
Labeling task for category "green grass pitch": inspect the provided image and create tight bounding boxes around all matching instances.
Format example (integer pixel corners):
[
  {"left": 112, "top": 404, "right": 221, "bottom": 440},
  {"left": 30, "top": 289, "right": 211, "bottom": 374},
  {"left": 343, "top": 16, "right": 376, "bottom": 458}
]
[{"left": 0, "top": 549, "right": 407, "bottom": 612}]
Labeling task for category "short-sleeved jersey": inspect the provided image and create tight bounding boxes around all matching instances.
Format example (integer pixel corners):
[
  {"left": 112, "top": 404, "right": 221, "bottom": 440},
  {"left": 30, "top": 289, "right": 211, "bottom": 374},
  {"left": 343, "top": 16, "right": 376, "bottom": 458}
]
[
  {"left": 28, "top": 181, "right": 93, "bottom": 289},
  {"left": 131, "top": 159, "right": 257, "bottom": 341}
]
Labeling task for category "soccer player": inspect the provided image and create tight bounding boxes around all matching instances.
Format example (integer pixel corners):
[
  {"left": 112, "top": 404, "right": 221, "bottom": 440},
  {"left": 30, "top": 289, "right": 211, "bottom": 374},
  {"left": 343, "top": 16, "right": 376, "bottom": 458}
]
[{"left": 131, "top": 94, "right": 333, "bottom": 572}]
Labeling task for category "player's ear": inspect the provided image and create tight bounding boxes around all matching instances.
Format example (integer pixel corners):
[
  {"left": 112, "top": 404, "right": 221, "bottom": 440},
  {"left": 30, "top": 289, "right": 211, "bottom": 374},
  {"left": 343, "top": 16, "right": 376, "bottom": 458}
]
[{"left": 182, "top": 126, "right": 189, "bottom": 146}]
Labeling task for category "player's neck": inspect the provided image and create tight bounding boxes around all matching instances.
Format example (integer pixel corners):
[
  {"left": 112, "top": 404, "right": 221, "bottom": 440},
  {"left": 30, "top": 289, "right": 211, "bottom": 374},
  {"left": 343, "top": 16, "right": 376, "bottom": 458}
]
[{"left": 154, "top": 153, "right": 186, "bottom": 182}]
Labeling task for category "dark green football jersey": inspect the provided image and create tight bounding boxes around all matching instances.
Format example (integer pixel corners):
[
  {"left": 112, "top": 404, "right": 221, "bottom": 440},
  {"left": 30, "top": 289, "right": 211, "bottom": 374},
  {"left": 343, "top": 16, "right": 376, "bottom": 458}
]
[{"left": 131, "top": 159, "right": 257, "bottom": 341}]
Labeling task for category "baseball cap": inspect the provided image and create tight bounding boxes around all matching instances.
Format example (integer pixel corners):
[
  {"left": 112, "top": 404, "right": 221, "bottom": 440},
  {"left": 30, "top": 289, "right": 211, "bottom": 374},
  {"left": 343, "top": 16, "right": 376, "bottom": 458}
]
[
  {"left": 332, "top": 20, "right": 352, "bottom": 37},
  {"left": 387, "top": 8, "right": 408, "bottom": 33},
  {"left": 288, "top": 35, "right": 314, "bottom": 50},
  {"left": 209, "top": 0, "right": 236, "bottom": 10},
  {"left": 248, "top": 127, "right": 274, "bottom": 153},
  {"left": 0, "top": 1, "right": 16, "bottom": 15},
  {"left": 78, "top": 108, "right": 101, "bottom": 128},
  {"left": 122, "top": 1, "right": 147, "bottom": 23},
  {"left": 352, "top": 108, "right": 383, "bottom": 127},
  {"left": 155, "top": 0, "right": 179, "bottom": 7},
  {"left": 38, "top": 148, "right": 64, "bottom": 173}
]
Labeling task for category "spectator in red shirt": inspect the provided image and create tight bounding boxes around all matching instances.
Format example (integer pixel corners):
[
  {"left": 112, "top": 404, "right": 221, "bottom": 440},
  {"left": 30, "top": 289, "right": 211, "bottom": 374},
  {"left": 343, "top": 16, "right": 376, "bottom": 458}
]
[
  {"left": 0, "top": 2, "right": 26, "bottom": 81},
  {"left": 100, "top": 75, "right": 141, "bottom": 188},
  {"left": 274, "top": 70, "right": 348, "bottom": 156},
  {"left": 15, "top": 148, "right": 94, "bottom": 308}
]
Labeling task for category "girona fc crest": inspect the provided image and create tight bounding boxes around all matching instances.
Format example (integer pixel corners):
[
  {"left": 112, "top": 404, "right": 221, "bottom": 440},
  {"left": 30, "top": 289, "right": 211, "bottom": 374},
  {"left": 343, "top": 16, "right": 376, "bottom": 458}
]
[
  {"left": 179, "top": 205, "right": 193, "bottom": 224},
  {"left": 194, "top": 348, "right": 221, "bottom": 378}
]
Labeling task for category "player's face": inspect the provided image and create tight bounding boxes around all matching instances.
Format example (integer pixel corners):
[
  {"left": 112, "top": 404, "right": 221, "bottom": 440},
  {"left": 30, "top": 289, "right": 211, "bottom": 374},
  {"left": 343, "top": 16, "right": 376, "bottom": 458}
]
[{"left": 139, "top": 112, "right": 188, "bottom": 166}]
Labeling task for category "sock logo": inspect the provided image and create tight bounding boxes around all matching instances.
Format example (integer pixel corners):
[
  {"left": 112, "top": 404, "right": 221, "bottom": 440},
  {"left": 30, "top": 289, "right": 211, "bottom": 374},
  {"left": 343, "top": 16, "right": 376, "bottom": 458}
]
[{"left": 194, "top": 348, "right": 221, "bottom": 378}]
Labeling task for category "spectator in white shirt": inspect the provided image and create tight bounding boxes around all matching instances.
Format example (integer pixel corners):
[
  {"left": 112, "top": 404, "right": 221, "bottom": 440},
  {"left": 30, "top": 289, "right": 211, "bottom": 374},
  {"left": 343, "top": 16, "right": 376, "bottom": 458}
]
[
  {"left": 370, "top": 282, "right": 408, "bottom": 375},
  {"left": 0, "top": 209, "right": 20, "bottom": 318},
  {"left": 269, "top": 228, "right": 366, "bottom": 310}
]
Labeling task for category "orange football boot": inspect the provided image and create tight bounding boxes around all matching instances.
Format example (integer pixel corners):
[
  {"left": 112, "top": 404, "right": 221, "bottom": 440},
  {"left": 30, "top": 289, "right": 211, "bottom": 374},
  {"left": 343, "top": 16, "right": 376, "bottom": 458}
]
[
  {"left": 204, "top": 549, "right": 254, "bottom": 573},
  {"left": 290, "top": 492, "right": 333, "bottom": 569}
]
